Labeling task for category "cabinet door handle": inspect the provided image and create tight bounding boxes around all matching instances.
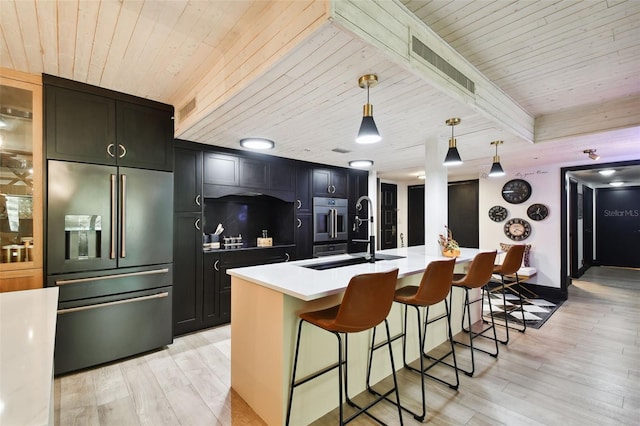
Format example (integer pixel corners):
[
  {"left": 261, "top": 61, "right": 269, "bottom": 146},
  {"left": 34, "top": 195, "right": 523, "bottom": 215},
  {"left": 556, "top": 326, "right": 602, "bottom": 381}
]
[
  {"left": 195, "top": 218, "right": 201, "bottom": 230},
  {"left": 329, "top": 184, "right": 336, "bottom": 194},
  {"left": 118, "top": 144, "right": 127, "bottom": 158},
  {"left": 195, "top": 194, "right": 201, "bottom": 206},
  {"left": 297, "top": 218, "right": 302, "bottom": 228},
  {"left": 214, "top": 259, "right": 220, "bottom": 271},
  {"left": 296, "top": 199, "right": 301, "bottom": 209},
  {"left": 107, "top": 143, "right": 115, "bottom": 158},
  {"left": 285, "top": 253, "right": 290, "bottom": 262}
]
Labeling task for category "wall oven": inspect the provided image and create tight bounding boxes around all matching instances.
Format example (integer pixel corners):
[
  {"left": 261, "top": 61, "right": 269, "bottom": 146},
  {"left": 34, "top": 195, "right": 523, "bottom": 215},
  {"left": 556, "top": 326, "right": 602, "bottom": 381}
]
[{"left": 313, "top": 197, "right": 348, "bottom": 243}]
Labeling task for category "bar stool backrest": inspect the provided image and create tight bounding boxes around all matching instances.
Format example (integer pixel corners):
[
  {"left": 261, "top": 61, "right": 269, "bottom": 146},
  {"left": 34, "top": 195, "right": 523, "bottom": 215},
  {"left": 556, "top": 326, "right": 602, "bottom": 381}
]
[
  {"left": 494, "top": 244, "right": 526, "bottom": 275},
  {"left": 412, "top": 258, "right": 456, "bottom": 305},
  {"left": 334, "top": 269, "right": 399, "bottom": 333},
  {"left": 454, "top": 251, "right": 497, "bottom": 289}
]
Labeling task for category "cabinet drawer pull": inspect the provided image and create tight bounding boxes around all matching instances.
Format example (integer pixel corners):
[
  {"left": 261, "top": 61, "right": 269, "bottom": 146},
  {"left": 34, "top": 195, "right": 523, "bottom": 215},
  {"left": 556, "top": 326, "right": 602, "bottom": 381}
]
[
  {"left": 195, "top": 218, "right": 201, "bottom": 230},
  {"left": 57, "top": 292, "right": 169, "bottom": 314},
  {"left": 118, "top": 144, "right": 127, "bottom": 158},
  {"left": 297, "top": 218, "right": 302, "bottom": 228},
  {"left": 195, "top": 194, "right": 201, "bottom": 206},
  {"left": 285, "top": 253, "right": 290, "bottom": 262},
  {"left": 107, "top": 143, "right": 115, "bottom": 158},
  {"left": 296, "top": 199, "right": 301, "bottom": 209},
  {"left": 54, "top": 268, "right": 170, "bottom": 286},
  {"left": 214, "top": 260, "right": 220, "bottom": 272}
]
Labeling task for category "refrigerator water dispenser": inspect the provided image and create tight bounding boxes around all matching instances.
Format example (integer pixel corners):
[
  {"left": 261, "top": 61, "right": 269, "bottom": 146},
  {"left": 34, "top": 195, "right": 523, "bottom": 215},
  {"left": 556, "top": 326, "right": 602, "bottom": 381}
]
[{"left": 65, "top": 215, "right": 102, "bottom": 260}]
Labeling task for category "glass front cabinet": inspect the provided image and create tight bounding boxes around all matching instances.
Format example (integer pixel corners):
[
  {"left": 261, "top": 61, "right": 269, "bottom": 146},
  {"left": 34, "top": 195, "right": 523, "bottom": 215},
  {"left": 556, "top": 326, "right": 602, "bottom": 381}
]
[{"left": 0, "top": 68, "right": 43, "bottom": 291}]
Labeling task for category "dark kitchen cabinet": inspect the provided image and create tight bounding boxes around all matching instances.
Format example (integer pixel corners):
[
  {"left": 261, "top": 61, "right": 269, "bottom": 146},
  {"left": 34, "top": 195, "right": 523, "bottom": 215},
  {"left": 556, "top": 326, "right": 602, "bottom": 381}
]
[
  {"left": 173, "top": 212, "right": 203, "bottom": 336},
  {"left": 202, "top": 247, "right": 293, "bottom": 328},
  {"left": 295, "top": 215, "right": 313, "bottom": 260},
  {"left": 348, "top": 170, "right": 369, "bottom": 253},
  {"left": 313, "top": 167, "right": 348, "bottom": 198},
  {"left": 174, "top": 147, "right": 203, "bottom": 212},
  {"left": 269, "top": 157, "right": 296, "bottom": 193},
  {"left": 203, "top": 152, "right": 239, "bottom": 186},
  {"left": 44, "top": 75, "right": 174, "bottom": 171},
  {"left": 296, "top": 165, "right": 313, "bottom": 214}
]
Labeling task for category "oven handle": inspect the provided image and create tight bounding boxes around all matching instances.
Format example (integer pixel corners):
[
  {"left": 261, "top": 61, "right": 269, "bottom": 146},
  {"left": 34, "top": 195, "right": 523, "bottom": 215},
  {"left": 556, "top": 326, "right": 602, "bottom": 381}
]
[
  {"left": 332, "top": 208, "right": 338, "bottom": 238},
  {"left": 54, "top": 268, "right": 170, "bottom": 286},
  {"left": 57, "top": 291, "right": 169, "bottom": 314}
]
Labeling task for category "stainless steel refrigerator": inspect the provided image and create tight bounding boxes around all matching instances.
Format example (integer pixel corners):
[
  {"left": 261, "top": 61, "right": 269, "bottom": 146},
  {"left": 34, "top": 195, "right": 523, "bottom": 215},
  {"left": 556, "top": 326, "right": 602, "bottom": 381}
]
[{"left": 47, "top": 160, "right": 173, "bottom": 375}]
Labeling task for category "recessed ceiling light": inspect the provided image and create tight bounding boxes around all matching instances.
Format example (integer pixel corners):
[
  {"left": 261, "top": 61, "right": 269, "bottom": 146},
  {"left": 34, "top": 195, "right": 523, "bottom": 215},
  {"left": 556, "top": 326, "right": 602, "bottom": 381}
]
[
  {"left": 239, "top": 138, "right": 274, "bottom": 150},
  {"left": 349, "top": 160, "right": 374, "bottom": 168},
  {"left": 609, "top": 181, "right": 624, "bottom": 186},
  {"left": 598, "top": 169, "right": 615, "bottom": 176}
]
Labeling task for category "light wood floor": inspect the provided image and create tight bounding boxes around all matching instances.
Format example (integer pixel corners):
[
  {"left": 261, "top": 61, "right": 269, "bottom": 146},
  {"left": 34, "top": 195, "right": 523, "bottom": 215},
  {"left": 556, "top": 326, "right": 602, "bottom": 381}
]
[{"left": 54, "top": 267, "right": 640, "bottom": 425}]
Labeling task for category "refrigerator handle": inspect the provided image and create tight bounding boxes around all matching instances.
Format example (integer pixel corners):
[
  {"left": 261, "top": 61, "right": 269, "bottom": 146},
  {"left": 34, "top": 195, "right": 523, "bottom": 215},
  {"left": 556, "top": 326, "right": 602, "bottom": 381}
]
[
  {"left": 120, "top": 174, "right": 127, "bottom": 258},
  {"left": 110, "top": 174, "right": 116, "bottom": 259}
]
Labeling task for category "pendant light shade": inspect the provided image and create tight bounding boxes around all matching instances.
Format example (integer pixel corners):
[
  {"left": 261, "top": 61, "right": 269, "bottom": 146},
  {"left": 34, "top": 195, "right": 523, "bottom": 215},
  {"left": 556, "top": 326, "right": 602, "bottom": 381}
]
[
  {"left": 443, "top": 118, "right": 462, "bottom": 166},
  {"left": 488, "top": 140, "right": 505, "bottom": 177},
  {"left": 356, "top": 74, "right": 381, "bottom": 144}
]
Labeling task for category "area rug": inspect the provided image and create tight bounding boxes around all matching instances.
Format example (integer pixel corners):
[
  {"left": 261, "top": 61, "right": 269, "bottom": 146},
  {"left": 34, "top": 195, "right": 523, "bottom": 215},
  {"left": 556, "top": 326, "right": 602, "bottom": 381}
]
[{"left": 482, "top": 284, "right": 564, "bottom": 329}]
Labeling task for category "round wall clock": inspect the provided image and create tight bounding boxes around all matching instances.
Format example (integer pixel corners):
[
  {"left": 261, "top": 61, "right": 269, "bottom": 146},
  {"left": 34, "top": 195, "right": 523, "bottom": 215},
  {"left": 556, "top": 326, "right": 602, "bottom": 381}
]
[
  {"left": 488, "top": 205, "right": 508, "bottom": 222},
  {"left": 527, "top": 203, "right": 549, "bottom": 221},
  {"left": 501, "top": 179, "right": 532, "bottom": 204},
  {"left": 504, "top": 218, "right": 532, "bottom": 241}
]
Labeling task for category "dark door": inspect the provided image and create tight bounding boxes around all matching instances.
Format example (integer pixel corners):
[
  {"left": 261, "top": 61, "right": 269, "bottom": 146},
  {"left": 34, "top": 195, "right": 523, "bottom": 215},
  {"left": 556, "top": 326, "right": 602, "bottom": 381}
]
[
  {"left": 118, "top": 167, "right": 173, "bottom": 268},
  {"left": 174, "top": 148, "right": 202, "bottom": 213},
  {"left": 116, "top": 101, "right": 174, "bottom": 171},
  {"left": 407, "top": 185, "right": 425, "bottom": 246},
  {"left": 583, "top": 186, "right": 594, "bottom": 268},
  {"left": 448, "top": 180, "right": 479, "bottom": 248},
  {"left": 45, "top": 85, "right": 117, "bottom": 165},
  {"left": 569, "top": 179, "right": 579, "bottom": 277},
  {"left": 380, "top": 182, "right": 397, "bottom": 249},
  {"left": 596, "top": 186, "right": 640, "bottom": 267},
  {"left": 173, "top": 212, "right": 203, "bottom": 336}
]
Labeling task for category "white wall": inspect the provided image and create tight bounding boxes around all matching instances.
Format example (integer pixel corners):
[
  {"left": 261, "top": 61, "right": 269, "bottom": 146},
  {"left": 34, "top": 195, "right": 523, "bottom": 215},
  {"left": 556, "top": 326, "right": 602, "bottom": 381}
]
[{"left": 479, "top": 167, "right": 561, "bottom": 288}]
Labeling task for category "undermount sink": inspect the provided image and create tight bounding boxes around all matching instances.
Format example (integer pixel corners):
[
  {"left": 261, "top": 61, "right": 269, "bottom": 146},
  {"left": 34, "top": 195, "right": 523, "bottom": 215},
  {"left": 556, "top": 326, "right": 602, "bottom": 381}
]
[{"left": 302, "top": 253, "right": 405, "bottom": 271}]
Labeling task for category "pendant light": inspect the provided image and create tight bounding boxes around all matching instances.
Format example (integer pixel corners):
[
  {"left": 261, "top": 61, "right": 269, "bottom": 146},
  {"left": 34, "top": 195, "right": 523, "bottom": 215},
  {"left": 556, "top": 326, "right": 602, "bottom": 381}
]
[
  {"left": 443, "top": 117, "right": 462, "bottom": 166},
  {"left": 356, "top": 74, "right": 381, "bottom": 144},
  {"left": 488, "top": 140, "right": 505, "bottom": 177}
]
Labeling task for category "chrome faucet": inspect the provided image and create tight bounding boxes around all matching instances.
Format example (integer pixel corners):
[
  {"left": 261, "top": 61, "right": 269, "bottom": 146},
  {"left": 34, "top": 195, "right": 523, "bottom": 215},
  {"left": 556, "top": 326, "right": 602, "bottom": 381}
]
[{"left": 353, "top": 195, "right": 375, "bottom": 262}]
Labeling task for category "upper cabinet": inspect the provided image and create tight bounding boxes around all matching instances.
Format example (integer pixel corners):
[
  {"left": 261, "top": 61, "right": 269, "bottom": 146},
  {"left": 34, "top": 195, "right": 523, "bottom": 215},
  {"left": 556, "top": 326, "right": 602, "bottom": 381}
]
[
  {"left": 202, "top": 150, "right": 295, "bottom": 200},
  {"left": 44, "top": 75, "right": 174, "bottom": 171},
  {"left": 0, "top": 68, "right": 43, "bottom": 291},
  {"left": 313, "top": 168, "right": 348, "bottom": 198},
  {"left": 174, "top": 146, "right": 203, "bottom": 213}
]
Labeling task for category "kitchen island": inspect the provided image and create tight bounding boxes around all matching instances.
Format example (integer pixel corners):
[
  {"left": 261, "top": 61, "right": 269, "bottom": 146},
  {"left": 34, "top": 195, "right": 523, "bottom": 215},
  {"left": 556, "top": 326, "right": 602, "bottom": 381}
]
[
  {"left": 228, "top": 246, "right": 486, "bottom": 425},
  {"left": 0, "top": 287, "right": 59, "bottom": 426}
]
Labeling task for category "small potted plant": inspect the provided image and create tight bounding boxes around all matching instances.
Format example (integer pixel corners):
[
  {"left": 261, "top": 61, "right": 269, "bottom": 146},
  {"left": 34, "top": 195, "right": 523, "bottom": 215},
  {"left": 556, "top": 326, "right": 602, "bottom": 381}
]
[{"left": 438, "top": 226, "right": 460, "bottom": 258}]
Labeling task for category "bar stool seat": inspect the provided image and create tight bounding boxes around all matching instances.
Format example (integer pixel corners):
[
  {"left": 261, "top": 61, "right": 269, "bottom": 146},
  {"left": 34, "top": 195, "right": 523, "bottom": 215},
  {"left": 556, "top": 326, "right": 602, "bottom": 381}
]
[
  {"left": 367, "top": 258, "right": 458, "bottom": 422},
  {"left": 451, "top": 250, "right": 499, "bottom": 377},
  {"left": 286, "top": 268, "right": 403, "bottom": 426},
  {"left": 491, "top": 244, "right": 527, "bottom": 343}
]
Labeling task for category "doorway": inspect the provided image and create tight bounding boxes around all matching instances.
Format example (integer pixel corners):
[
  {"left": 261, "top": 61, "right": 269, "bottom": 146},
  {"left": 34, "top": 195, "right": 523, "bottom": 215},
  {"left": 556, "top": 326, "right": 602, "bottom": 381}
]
[{"left": 380, "top": 182, "right": 397, "bottom": 249}]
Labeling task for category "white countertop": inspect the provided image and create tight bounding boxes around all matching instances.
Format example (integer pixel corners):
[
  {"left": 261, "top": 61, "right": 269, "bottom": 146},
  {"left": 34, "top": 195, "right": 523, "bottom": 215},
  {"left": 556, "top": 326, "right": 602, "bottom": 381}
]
[
  {"left": 227, "top": 246, "right": 482, "bottom": 301},
  {"left": 0, "top": 287, "right": 59, "bottom": 426}
]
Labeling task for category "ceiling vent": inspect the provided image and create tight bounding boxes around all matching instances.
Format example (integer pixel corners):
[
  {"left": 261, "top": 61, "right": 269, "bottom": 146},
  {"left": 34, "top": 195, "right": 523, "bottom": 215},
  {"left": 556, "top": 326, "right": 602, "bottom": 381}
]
[
  {"left": 332, "top": 148, "right": 351, "bottom": 154},
  {"left": 411, "top": 36, "right": 475, "bottom": 94},
  {"left": 179, "top": 97, "right": 197, "bottom": 121}
]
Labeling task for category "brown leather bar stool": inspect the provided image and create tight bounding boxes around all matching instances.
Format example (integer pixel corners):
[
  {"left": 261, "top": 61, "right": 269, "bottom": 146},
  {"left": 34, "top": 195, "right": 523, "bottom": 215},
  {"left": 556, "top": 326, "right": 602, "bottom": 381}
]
[
  {"left": 491, "top": 244, "right": 527, "bottom": 344},
  {"left": 366, "top": 258, "right": 458, "bottom": 422},
  {"left": 450, "top": 250, "right": 499, "bottom": 377},
  {"left": 285, "top": 269, "right": 403, "bottom": 426}
]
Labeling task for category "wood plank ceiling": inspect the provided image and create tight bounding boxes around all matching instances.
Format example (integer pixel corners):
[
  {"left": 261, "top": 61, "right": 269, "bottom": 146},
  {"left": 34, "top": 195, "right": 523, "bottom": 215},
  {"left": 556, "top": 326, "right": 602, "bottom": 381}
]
[{"left": 1, "top": 0, "right": 638, "bottom": 183}]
